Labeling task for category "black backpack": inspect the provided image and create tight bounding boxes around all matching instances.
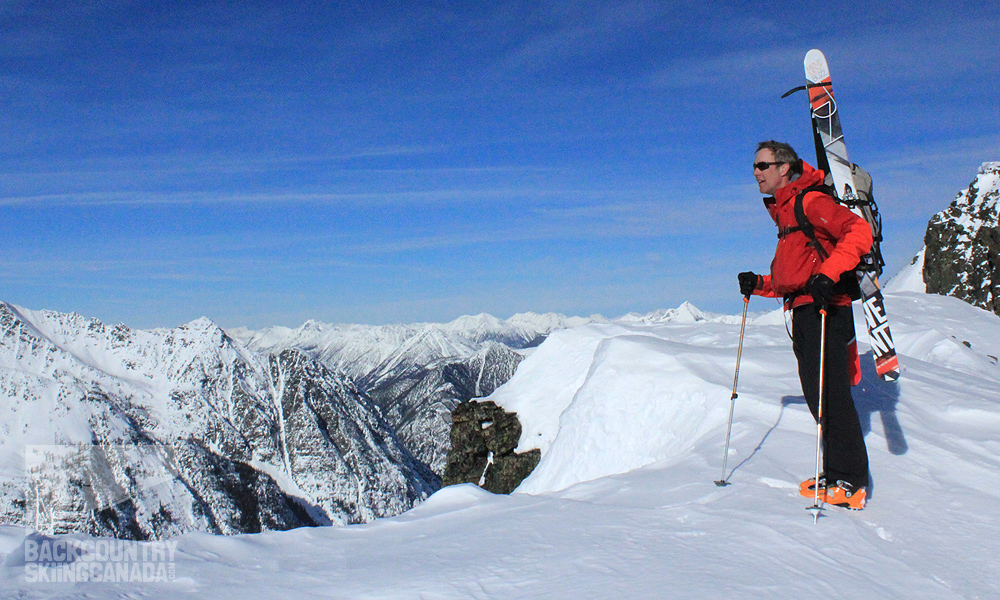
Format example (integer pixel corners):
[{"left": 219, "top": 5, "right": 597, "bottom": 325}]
[{"left": 783, "top": 164, "right": 883, "bottom": 301}]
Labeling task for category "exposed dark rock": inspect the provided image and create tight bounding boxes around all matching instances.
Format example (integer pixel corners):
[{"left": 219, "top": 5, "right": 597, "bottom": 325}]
[
  {"left": 233, "top": 315, "right": 585, "bottom": 478},
  {"left": 923, "top": 162, "right": 1000, "bottom": 316},
  {"left": 442, "top": 400, "right": 540, "bottom": 494},
  {"left": 482, "top": 450, "right": 541, "bottom": 495}
]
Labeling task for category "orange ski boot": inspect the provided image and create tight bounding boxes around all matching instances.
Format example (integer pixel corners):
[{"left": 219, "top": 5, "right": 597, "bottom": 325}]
[
  {"left": 825, "top": 481, "right": 867, "bottom": 510},
  {"left": 799, "top": 475, "right": 828, "bottom": 500}
]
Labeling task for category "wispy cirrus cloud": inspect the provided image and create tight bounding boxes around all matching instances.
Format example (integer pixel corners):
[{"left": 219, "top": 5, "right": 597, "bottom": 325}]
[
  {"left": 646, "top": 9, "right": 1000, "bottom": 96},
  {"left": 0, "top": 184, "right": 559, "bottom": 208},
  {"left": 647, "top": 47, "right": 803, "bottom": 94}
]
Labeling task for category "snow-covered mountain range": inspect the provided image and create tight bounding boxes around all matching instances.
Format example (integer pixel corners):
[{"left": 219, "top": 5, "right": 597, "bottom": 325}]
[
  {"left": 228, "top": 311, "right": 604, "bottom": 385},
  {"left": 228, "top": 312, "right": 587, "bottom": 475},
  {"left": 0, "top": 303, "right": 437, "bottom": 539},
  {"left": 1, "top": 299, "right": 740, "bottom": 539},
  {"left": 4, "top": 289, "right": 998, "bottom": 598}
]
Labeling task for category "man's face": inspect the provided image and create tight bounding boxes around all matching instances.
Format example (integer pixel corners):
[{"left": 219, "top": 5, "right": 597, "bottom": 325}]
[{"left": 754, "top": 149, "right": 790, "bottom": 196}]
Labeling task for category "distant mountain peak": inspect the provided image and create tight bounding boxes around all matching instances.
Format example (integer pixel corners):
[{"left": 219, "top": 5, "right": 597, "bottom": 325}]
[{"left": 179, "top": 316, "right": 218, "bottom": 329}]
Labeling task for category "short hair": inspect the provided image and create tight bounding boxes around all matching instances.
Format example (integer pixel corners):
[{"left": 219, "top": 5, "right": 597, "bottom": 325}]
[{"left": 756, "top": 140, "right": 803, "bottom": 177}]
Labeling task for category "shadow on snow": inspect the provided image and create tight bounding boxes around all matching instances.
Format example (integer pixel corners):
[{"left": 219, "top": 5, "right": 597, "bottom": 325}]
[{"left": 725, "top": 350, "right": 905, "bottom": 490}]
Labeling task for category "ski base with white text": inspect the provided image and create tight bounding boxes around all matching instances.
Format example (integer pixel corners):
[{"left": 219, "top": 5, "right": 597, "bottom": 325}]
[{"left": 790, "top": 48, "right": 900, "bottom": 382}]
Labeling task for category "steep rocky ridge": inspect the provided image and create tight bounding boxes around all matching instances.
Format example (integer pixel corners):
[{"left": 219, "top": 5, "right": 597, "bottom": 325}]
[
  {"left": 0, "top": 303, "right": 436, "bottom": 539},
  {"left": 922, "top": 161, "right": 1000, "bottom": 315}
]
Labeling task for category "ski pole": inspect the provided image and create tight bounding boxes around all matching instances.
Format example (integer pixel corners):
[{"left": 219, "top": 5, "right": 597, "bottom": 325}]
[
  {"left": 807, "top": 306, "right": 828, "bottom": 522},
  {"left": 715, "top": 293, "right": 751, "bottom": 487}
]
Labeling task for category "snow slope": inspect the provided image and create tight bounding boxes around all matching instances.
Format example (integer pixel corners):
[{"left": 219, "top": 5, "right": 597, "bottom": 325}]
[
  {"left": 2, "top": 292, "right": 999, "bottom": 599},
  {"left": 885, "top": 248, "right": 927, "bottom": 294}
]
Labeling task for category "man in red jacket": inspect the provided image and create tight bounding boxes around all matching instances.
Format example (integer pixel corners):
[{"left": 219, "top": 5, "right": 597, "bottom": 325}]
[{"left": 739, "top": 140, "right": 872, "bottom": 510}]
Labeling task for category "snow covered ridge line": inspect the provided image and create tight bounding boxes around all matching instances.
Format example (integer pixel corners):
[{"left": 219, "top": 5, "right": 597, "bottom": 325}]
[
  {"left": 0, "top": 297, "right": 755, "bottom": 539},
  {"left": 230, "top": 301, "right": 743, "bottom": 357},
  {"left": 0, "top": 297, "right": 737, "bottom": 541}
]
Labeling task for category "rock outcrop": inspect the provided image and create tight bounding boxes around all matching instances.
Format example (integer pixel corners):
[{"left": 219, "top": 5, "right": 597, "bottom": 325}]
[
  {"left": 442, "top": 400, "right": 539, "bottom": 494},
  {"left": 923, "top": 162, "right": 1000, "bottom": 315}
]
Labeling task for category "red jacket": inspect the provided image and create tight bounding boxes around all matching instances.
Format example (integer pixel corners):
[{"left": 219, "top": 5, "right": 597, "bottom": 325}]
[{"left": 755, "top": 162, "right": 873, "bottom": 308}]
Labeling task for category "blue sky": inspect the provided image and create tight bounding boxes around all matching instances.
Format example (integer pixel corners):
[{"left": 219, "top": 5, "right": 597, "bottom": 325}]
[{"left": 2, "top": 1, "right": 998, "bottom": 328}]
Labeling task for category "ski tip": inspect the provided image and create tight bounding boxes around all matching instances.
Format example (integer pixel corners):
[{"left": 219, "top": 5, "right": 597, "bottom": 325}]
[{"left": 804, "top": 49, "right": 830, "bottom": 83}]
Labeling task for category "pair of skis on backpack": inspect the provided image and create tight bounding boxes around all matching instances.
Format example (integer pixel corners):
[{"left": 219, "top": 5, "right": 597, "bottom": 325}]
[{"left": 786, "top": 49, "right": 900, "bottom": 383}]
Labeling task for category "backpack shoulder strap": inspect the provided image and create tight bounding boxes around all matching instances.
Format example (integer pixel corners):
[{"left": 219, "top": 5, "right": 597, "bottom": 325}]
[
  {"left": 791, "top": 186, "right": 832, "bottom": 261},
  {"left": 793, "top": 185, "right": 864, "bottom": 300}
]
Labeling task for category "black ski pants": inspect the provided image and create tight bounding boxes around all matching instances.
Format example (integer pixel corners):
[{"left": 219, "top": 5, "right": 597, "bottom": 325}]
[{"left": 792, "top": 303, "right": 869, "bottom": 488}]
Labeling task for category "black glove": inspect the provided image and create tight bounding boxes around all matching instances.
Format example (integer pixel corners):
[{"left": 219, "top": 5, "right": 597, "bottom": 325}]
[
  {"left": 738, "top": 272, "right": 760, "bottom": 297},
  {"left": 807, "top": 273, "right": 836, "bottom": 307}
]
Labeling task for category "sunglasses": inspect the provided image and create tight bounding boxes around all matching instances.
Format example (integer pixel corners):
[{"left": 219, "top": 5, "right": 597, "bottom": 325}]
[{"left": 753, "top": 161, "right": 784, "bottom": 172}]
